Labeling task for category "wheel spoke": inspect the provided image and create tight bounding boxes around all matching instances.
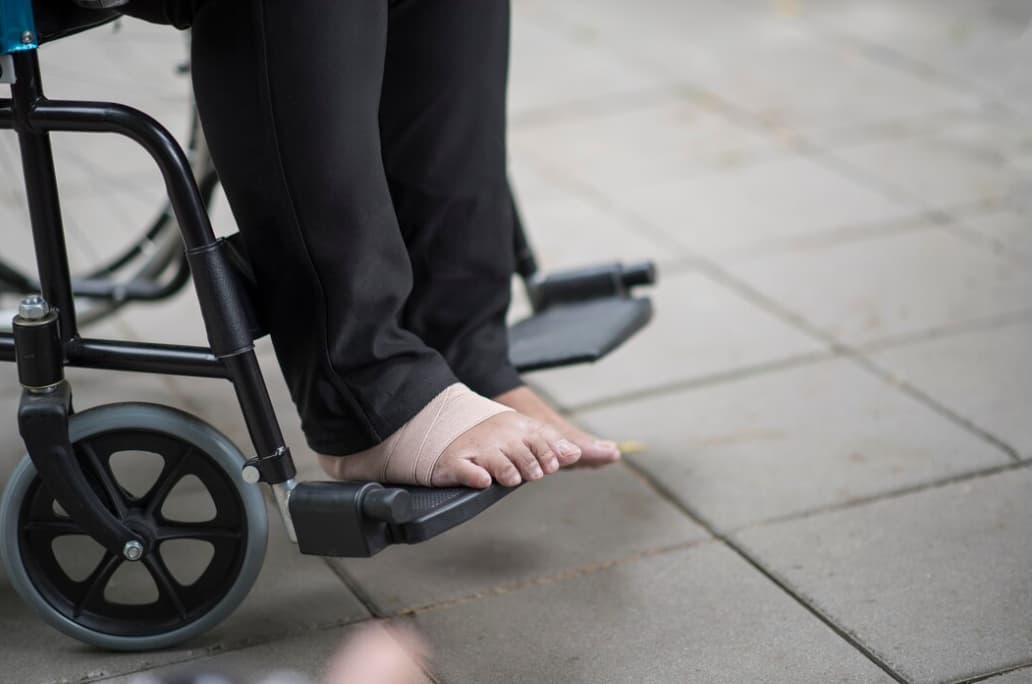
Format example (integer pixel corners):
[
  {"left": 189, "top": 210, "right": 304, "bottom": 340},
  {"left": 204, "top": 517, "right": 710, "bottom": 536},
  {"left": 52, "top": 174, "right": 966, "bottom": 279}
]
[
  {"left": 73, "top": 552, "right": 121, "bottom": 618},
  {"left": 80, "top": 441, "right": 128, "bottom": 518},
  {"left": 23, "top": 519, "right": 86, "bottom": 539},
  {"left": 155, "top": 524, "right": 240, "bottom": 543},
  {"left": 143, "top": 554, "right": 188, "bottom": 621},
  {"left": 142, "top": 447, "right": 194, "bottom": 517}
]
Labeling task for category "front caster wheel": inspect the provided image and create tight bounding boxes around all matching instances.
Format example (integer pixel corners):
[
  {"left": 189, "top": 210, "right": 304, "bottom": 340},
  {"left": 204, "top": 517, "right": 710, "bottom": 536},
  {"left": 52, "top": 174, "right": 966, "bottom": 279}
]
[{"left": 0, "top": 403, "right": 268, "bottom": 651}]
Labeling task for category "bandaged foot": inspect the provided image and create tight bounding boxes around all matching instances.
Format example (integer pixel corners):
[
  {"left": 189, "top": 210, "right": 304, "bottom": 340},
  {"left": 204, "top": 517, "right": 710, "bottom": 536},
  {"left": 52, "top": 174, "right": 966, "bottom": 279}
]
[
  {"left": 319, "top": 383, "right": 582, "bottom": 488},
  {"left": 494, "top": 386, "right": 621, "bottom": 467}
]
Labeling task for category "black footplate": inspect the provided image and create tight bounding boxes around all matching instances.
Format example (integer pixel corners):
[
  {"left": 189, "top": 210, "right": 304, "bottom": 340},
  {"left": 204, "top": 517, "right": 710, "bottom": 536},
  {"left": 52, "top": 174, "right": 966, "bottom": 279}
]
[
  {"left": 509, "top": 261, "right": 656, "bottom": 373},
  {"left": 289, "top": 481, "right": 517, "bottom": 557}
]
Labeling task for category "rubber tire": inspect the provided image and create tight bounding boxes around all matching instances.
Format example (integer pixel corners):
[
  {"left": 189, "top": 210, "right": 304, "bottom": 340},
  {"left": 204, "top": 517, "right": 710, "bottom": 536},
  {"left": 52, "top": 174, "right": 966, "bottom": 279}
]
[{"left": 0, "top": 402, "right": 268, "bottom": 651}]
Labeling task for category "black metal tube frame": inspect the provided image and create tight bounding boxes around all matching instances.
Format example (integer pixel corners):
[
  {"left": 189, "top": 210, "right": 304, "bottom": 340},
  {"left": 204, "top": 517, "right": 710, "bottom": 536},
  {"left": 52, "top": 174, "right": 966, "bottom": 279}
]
[{"left": 0, "top": 50, "right": 296, "bottom": 482}]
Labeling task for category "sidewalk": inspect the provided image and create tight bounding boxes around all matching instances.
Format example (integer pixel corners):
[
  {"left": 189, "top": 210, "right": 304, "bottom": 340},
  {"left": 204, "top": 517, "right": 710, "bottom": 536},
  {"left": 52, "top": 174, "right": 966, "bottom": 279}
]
[{"left": 1, "top": 1, "right": 1030, "bottom": 682}]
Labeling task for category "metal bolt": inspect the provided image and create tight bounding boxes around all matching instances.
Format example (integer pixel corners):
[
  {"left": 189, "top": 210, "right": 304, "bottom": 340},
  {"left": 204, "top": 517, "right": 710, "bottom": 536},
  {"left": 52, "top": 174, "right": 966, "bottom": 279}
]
[
  {"left": 123, "top": 540, "right": 144, "bottom": 561},
  {"left": 20, "top": 31, "right": 33, "bottom": 45},
  {"left": 241, "top": 465, "right": 261, "bottom": 484},
  {"left": 18, "top": 294, "right": 49, "bottom": 321}
]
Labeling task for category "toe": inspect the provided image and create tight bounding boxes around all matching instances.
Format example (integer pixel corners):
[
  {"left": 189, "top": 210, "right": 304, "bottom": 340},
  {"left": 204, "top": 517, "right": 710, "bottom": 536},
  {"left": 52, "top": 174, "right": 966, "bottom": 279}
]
[
  {"left": 435, "top": 459, "right": 492, "bottom": 488},
  {"left": 475, "top": 449, "right": 523, "bottom": 487},
  {"left": 539, "top": 424, "right": 581, "bottom": 466},
  {"left": 508, "top": 443, "right": 545, "bottom": 481},
  {"left": 525, "top": 432, "right": 560, "bottom": 474},
  {"left": 579, "top": 439, "right": 622, "bottom": 466}
]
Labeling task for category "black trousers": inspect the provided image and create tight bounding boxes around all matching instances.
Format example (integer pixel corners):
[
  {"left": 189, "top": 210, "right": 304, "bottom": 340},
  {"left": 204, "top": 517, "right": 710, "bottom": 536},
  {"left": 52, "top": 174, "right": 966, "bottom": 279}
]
[{"left": 185, "top": 0, "right": 521, "bottom": 454}]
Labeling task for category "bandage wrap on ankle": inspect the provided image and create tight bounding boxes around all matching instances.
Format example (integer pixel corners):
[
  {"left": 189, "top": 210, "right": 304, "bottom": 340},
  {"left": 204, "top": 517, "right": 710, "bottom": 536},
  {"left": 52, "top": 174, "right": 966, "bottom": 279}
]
[{"left": 359, "top": 383, "right": 513, "bottom": 486}]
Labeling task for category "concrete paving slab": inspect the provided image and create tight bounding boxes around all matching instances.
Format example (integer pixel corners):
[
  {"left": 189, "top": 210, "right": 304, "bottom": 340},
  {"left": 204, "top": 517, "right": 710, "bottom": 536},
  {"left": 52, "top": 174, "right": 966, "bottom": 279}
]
[
  {"left": 805, "top": 0, "right": 1032, "bottom": 109},
  {"left": 508, "top": 16, "right": 671, "bottom": 121},
  {"left": 829, "top": 127, "right": 1020, "bottom": 212},
  {"left": 527, "top": 269, "right": 823, "bottom": 410},
  {"left": 620, "top": 155, "right": 914, "bottom": 257},
  {"left": 871, "top": 319, "right": 1032, "bottom": 459},
  {"left": 511, "top": 95, "right": 787, "bottom": 195},
  {"left": 576, "top": 357, "right": 1010, "bottom": 532},
  {"left": 729, "top": 226, "right": 1032, "bottom": 345},
  {"left": 329, "top": 465, "right": 708, "bottom": 615},
  {"left": 412, "top": 542, "right": 896, "bottom": 684},
  {"left": 538, "top": 0, "right": 980, "bottom": 134},
  {"left": 734, "top": 466, "right": 1032, "bottom": 684},
  {"left": 511, "top": 189, "right": 676, "bottom": 273},
  {"left": 951, "top": 208, "right": 1032, "bottom": 263}
]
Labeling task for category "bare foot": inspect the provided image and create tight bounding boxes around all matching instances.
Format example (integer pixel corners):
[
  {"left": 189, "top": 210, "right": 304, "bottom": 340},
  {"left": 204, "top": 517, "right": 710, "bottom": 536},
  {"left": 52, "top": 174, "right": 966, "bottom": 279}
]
[
  {"left": 494, "top": 386, "right": 621, "bottom": 467},
  {"left": 319, "top": 385, "right": 581, "bottom": 488}
]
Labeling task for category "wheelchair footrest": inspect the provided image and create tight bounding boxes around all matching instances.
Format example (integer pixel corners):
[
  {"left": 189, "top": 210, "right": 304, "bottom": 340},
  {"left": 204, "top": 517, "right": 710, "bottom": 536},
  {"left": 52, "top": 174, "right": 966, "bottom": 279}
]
[
  {"left": 509, "top": 295, "right": 653, "bottom": 373},
  {"left": 289, "top": 481, "right": 517, "bottom": 557}
]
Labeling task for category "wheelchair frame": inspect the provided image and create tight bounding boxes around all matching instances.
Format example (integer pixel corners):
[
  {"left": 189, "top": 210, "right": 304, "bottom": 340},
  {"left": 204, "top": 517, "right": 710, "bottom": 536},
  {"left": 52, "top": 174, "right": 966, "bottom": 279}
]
[
  {"left": 0, "top": 24, "right": 301, "bottom": 536},
  {"left": 0, "top": 0, "right": 656, "bottom": 650}
]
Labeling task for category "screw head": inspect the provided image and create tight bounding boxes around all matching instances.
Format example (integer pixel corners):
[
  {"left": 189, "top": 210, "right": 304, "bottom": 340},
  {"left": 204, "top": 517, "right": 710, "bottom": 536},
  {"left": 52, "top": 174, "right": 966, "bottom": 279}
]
[
  {"left": 20, "top": 31, "right": 33, "bottom": 45},
  {"left": 241, "top": 465, "right": 261, "bottom": 484},
  {"left": 18, "top": 294, "right": 49, "bottom": 321},
  {"left": 122, "top": 540, "right": 144, "bottom": 561}
]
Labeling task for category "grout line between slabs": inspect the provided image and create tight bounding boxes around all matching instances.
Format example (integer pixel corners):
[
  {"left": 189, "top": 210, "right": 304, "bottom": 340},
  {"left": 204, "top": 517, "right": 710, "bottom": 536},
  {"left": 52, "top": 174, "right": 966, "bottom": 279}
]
[
  {"left": 954, "top": 660, "right": 1032, "bottom": 684},
  {"left": 616, "top": 455, "right": 910, "bottom": 683},
  {"left": 854, "top": 309, "right": 1032, "bottom": 354},
  {"left": 560, "top": 349, "right": 836, "bottom": 414},
  {"left": 323, "top": 557, "right": 390, "bottom": 619},
  {"left": 806, "top": 21, "right": 1018, "bottom": 116},
  {"left": 387, "top": 539, "right": 710, "bottom": 619},
  {"left": 509, "top": 84, "right": 679, "bottom": 130},
  {"left": 727, "top": 459, "right": 1032, "bottom": 536}
]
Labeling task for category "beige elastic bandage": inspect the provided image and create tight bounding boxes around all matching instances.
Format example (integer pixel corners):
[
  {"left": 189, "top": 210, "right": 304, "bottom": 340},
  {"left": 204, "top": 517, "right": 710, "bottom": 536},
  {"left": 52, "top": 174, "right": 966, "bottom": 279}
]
[{"left": 352, "top": 383, "right": 513, "bottom": 486}]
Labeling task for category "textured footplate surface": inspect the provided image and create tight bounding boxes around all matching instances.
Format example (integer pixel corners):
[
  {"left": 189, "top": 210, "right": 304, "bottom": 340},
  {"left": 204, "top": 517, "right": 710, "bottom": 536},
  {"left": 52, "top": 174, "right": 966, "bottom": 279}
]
[
  {"left": 389, "top": 485, "right": 518, "bottom": 544},
  {"left": 509, "top": 296, "right": 653, "bottom": 373}
]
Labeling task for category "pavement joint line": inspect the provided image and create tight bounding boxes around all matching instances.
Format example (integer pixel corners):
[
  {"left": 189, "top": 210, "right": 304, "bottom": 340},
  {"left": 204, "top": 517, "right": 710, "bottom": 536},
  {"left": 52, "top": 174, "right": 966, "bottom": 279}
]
[
  {"left": 727, "top": 459, "right": 1032, "bottom": 538},
  {"left": 562, "top": 349, "right": 837, "bottom": 415},
  {"left": 784, "top": 107, "right": 997, "bottom": 151},
  {"left": 509, "top": 84, "right": 678, "bottom": 130},
  {"left": 844, "top": 349, "right": 1023, "bottom": 462},
  {"left": 952, "top": 659, "right": 1032, "bottom": 684},
  {"left": 714, "top": 214, "right": 942, "bottom": 260},
  {"left": 388, "top": 538, "right": 712, "bottom": 619},
  {"left": 855, "top": 309, "right": 1032, "bottom": 355},
  {"left": 806, "top": 20, "right": 1017, "bottom": 116},
  {"left": 936, "top": 215, "right": 1032, "bottom": 268},
  {"left": 707, "top": 199, "right": 1010, "bottom": 261},
  {"left": 323, "top": 557, "right": 390, "bottom": 619},
  {"left": 617, "top": 447, "right": 911, "bottom": 683}
]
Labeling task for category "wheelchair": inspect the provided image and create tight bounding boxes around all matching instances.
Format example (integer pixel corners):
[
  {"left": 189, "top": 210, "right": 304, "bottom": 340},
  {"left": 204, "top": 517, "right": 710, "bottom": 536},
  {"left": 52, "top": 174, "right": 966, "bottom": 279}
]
[{"left": 0, "top": 1, "right": 656, "bottom": 651}]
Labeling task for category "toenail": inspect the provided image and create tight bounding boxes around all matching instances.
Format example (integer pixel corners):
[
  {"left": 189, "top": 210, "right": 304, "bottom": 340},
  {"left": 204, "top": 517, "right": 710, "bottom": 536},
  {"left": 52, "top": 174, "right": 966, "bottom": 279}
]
[
  {"left": 531, "top": 464, "right": 543, "bottom": 478},
  {"left": 557, "top": 439, "right": 578, "bottom": 455},
  {"left": 595, "top": 439, "right": 619, "bottom": 453}
]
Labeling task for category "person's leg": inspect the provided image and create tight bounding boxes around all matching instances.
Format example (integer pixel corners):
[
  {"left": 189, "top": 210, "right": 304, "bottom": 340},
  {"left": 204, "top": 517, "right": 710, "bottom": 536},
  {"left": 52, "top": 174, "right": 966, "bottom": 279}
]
[
  {"left": 189, "top": 0, "right": 579, "bottom": 486},
  {"left": 380, "top": 0, "right": 519, "bottom": 400},
  {"left": 379, "top": 0, "right": 620, "bottom": 465}
]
